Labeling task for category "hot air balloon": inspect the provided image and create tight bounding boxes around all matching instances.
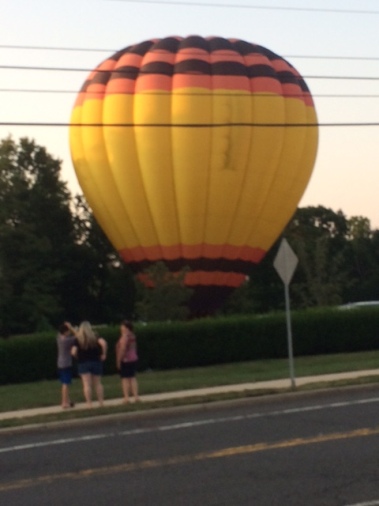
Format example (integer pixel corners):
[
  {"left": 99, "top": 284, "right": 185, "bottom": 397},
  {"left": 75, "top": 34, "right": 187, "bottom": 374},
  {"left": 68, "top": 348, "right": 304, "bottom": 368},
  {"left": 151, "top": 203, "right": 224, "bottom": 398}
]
[{"left": 69, "top": 35, "right": 318, "bottom": 314}]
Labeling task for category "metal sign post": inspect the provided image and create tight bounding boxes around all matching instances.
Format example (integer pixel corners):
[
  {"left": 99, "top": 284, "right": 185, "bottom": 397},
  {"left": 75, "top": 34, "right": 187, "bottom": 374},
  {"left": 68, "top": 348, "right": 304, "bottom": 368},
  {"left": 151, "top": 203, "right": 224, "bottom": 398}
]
[{"left": 273, "top": 238, "right": 298, "bottom": 390}]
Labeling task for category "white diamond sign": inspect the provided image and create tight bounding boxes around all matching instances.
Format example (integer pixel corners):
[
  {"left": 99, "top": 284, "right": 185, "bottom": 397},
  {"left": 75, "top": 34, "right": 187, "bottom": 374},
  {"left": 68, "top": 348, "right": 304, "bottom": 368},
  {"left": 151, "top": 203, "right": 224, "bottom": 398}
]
[
  {"left": 274, "top": 238, "right": 298, "bottom": 286},
  {"left": 273, "top": 237, "right": 298, "bottom": 389}
]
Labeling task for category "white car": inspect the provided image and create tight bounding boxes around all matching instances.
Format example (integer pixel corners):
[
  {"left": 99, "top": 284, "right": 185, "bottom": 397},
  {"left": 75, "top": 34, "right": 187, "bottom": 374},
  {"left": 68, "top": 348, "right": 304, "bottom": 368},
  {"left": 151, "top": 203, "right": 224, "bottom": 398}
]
[{"left": 338, "top": 301, "right": 379, "bottom": 310}]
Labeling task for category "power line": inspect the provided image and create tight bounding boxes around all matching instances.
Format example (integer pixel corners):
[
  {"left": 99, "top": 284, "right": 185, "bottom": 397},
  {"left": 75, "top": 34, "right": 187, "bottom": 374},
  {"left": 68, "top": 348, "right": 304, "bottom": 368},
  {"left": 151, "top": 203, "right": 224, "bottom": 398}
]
[
  {"left": 0, "top": 64, "right": 378, "bottom": 81},
  {"left": 1, "top": 88, "right": 379, "bottom": 99},
  {"left": 105, "top": 0, "right": 379, "bottom": 15},
  {"left": 0, "top": 121, "right": 378, "bottom": 128},
  {"left": 0, "top": 44, "right": 113, "bottom": 53},
  {"left": 1, "top": 44, "right": 379, "bottom": 61}
]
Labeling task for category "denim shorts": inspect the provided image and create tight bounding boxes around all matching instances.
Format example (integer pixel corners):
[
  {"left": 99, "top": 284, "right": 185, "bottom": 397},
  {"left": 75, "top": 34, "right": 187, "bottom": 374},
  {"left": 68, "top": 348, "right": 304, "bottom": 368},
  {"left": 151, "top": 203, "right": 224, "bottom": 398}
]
[
  {"left": 78, "top": 360, "right": 103, "bottom": 376},
  {"left": 58, "top": 367, "right": 73, "bottom": 385}
]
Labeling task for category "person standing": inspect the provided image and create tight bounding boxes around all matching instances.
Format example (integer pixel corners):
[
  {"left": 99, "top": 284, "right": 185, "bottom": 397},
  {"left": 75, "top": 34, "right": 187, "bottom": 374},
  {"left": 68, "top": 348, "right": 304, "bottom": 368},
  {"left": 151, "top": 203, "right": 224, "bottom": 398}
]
[
  {"left": 57, "top": 323, "right": 76, "bottom": 409},
  {"left": 67, "top": 321, "right": 107, "bottom": 408},
  {"left": 116, "top": 320, "right": 140, "bottom": 404}
]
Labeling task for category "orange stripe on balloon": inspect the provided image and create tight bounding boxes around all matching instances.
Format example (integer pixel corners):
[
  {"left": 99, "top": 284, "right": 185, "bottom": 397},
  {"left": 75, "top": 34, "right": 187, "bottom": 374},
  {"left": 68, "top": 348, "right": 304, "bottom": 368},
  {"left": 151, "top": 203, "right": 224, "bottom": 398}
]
[
  {"left": 280, "top": 83, "right": 314, "bottom": 105},
  {"left": 132, "top": 75, "right": 250, "bottom": 93},
  {"left": 135, "top": 74, "right": 173, "bottom": 92},
  {"left": 97, "top": 59, "right": 118, "bottom": 72},
  {"left": 103, "top": 76, "right": 307, "bottom": 98},
  {"left": 179, "top": 244, "right": 204, "bottom": 258},
  {"left": 175, "top": 52, "right": 210, "bottom": 63},
  {"left": 271, "top": 59, "right": 297, "bottom": 73},
  {"left": 75, "top": 84, "right": 106, "bottom": 106},
  {"left": 116, "top": 53, "right": 143, "bottom": 68},
  {"left": 244, "top": 53, "right": 272, "bottom": 66},
  {"left": 140, "top": 51, "right": 175, "bottom": 65},
  {"left": 106, "top": 78, "right": 135, "bottom": 94},
  {"left": 249, "top": 77, "right": 281, "bottom": 94},
  {"left": 209, "top": 51, "right": 244, "bottom": 63},
  {"left": 84, "top": 83, "right": 107, "bottom": 99},
  {"left": 211, "top": 75, "right": 250, "bottom": 91},
  {"left": 172, "top": 75, "right": 212, "bottom": 90}
]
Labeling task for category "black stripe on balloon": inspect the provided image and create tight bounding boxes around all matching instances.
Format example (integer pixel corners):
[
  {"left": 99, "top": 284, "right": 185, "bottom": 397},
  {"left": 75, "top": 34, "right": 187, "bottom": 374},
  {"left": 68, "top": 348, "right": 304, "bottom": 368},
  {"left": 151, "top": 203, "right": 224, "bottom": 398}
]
[
  {"left": 140, "top": 61, "right": 175, "bottom": 76},
  {"left": 80, "top": 70, "right": 111, "bottom": 91},
  {"left": 79, "top": 37, "right": 307, "bottom": 92},
  {"left": 153, "top": 37, "right": 182, "bottom": 53},
  {"left": 180, "top": 36, "right": 212, "bottom": 52},
  {"left": 126, "top": 257, "right": 257, "bottom": 276},
  {"left": 94, "top": 62, "right": 305, "bottom": 87},
  {"left": 233, "top": 40, "right": 277, "bottom": 60},
  {"left": 209, "top": 36, "right": 239, "bottom": 52},
  {"left": 109, "top": 40, "right": 156, "bottom": 60},
  {"left": 110, "top": 38, "right": 287, "bottom": 65},
  {"left": 110, "top": 66, "right": 140, "bottom": 81}
]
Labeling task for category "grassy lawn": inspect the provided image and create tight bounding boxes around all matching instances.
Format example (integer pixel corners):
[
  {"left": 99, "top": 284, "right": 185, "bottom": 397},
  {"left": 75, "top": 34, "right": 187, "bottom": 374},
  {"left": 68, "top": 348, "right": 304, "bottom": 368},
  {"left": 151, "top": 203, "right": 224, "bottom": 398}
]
[{"left": 1, "top": 350, "right": 379, "bottom": 413}]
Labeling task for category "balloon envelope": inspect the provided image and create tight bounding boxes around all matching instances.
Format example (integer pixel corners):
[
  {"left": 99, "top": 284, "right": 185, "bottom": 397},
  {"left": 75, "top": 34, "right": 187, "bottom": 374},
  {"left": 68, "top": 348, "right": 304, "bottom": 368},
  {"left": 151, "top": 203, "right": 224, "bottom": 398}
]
[{"left": 69, "top": 36, "right": 318, "bottom": 312}]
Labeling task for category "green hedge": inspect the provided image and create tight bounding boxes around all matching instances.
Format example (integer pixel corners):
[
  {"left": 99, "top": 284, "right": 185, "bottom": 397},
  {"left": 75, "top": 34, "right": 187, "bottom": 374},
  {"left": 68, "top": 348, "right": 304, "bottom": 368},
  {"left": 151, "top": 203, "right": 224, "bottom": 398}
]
[
  {"left": 1, "top": 307, "right": 379, "bottom": 385},
  {"left": 0, "top": 326, "right": 119, "bottom": 385}
]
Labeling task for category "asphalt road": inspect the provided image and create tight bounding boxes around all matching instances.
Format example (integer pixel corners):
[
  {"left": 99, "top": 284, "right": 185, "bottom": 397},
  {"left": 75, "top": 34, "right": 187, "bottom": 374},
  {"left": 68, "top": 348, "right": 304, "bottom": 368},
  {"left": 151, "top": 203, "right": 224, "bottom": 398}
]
[{"left": 1, "top": 385, "right": 379, "bottom": 506}]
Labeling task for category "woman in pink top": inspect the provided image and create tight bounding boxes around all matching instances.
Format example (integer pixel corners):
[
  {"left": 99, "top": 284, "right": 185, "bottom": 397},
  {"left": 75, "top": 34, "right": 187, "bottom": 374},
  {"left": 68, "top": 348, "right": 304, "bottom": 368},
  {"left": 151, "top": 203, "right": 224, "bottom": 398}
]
[{"left": 116, "top": 320, "right": 140, "bottom": 404}]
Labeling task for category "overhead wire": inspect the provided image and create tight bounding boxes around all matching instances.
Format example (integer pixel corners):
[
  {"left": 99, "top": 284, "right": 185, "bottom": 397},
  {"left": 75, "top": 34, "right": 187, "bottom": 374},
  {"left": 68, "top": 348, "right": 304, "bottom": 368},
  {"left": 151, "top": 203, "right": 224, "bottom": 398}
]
[
  {"left": 0, "top": 88, "right": 379, "bottom": 99},
  {"left": 104, "top": 0, "right": 379, "bottom": 16},
  {"left": 1, "top": 121, "right": 378, "bottom": 127},
  {"left": 1, "top": 44, "right": 379, "bottom": 62},
  {"left": 0, "top": 63, "right": 378, "bottom": 81},
  {"left": 0, "top": 4, "right": 377, "bottom": 129}
]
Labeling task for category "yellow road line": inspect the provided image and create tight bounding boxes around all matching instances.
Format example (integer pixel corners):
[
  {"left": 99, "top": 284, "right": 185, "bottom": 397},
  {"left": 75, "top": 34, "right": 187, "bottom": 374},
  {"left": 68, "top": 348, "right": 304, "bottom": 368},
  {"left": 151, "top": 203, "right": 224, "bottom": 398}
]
[{"left": 1, "top": 426, "right": 379, "bottom": 493}]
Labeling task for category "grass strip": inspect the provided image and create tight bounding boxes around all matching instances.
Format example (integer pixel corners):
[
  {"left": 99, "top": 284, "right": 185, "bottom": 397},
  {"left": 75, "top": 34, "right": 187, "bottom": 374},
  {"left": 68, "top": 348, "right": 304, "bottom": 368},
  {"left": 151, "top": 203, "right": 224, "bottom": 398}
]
[
  {"left": 0, "top": 351, "right": 379, "bottom": 427},
  {"left": 1, "top": 373, "right": 379, "bottom": 430},
  {"left": 1, "top": 350, "right": 379, "bottom": 412}
]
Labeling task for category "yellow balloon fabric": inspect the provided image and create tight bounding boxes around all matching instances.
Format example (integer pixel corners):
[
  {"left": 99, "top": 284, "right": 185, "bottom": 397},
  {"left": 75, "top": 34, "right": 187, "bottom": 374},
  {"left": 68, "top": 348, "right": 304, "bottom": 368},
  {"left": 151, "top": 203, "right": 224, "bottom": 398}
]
[{"left": 69, "top": 36, "right": 318, "bottom": 310}]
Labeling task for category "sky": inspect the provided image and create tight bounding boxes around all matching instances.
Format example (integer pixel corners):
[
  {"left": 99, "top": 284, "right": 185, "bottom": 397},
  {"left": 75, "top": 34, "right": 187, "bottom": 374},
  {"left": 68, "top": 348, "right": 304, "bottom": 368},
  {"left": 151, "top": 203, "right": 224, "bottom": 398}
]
[{"left": 1, "top": 0, "right": 378, "bottom": 228}]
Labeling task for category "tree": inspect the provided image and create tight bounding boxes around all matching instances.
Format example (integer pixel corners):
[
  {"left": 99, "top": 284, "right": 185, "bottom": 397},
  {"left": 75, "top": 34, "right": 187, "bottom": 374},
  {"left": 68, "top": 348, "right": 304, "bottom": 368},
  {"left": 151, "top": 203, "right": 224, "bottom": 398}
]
[
  {"left": 222, "top": 244, "right": 284, "bottom": 315},
  {"left": 221, "top": 206, "right": 379, "bottom": 315},
  {"left": 134, "top": 262, "right": 193, "bottom": 322},
  {"left": 0, "top": 137, "right": 78, "bottom": 334},
  {"left": 71, "top": 196, "right": 136, "bottom": 323},
  {"left": 344, "top": 216, "right": 379, "bottom": 302},
  {"left": 284, "top": 207, "right": 352, "bottom": 308},
  {"left": 287, "top": 205, "right": 348, "bottom": 240}
]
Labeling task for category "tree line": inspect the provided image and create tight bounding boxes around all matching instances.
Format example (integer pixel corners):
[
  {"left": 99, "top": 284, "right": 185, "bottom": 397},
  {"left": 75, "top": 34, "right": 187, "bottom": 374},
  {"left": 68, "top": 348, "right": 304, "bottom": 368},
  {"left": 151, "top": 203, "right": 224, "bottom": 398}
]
[{"left": 0, "top": 137, "right": 378, "bottom": 335}]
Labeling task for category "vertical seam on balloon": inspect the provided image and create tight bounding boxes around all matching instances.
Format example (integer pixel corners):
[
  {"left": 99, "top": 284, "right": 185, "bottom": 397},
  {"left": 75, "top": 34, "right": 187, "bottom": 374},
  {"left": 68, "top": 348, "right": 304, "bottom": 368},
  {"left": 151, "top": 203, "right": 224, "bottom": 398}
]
[
  {"left": 220, "top": 40, "right": 253, "bottom": 272},
  {"left": 212, "top": 37, "right": 230, "bottom": 266},
  {"left": 78, "top": 59, "right": 136, "bottom": 254},
  {"left": 103, "top": 56, "right": 141, "bottom": 255},
  {"left": 283, "top": 98, "right": 318, "bottom": 225},
  {"left": 202, "top": 38, "right": 213, "bottom": 266},
  {"left": 245, "top": 53, "right": 286, "bottom": 249},
  {"left": 100, "top": 62, "right": 139, "bottom": 253},
  {"left": 202, "top": 37, "right": 217, "bottom": 287},
  {"left": 107, "top": 46, "right": 160, "bottom": 255},
  {"left": 172, "top": 38, "right": 184, "bottom": 261},
  {"left": 250, "top": 60, "right": 311, "bottom": 248},
  {"left": 112, "top": 42, "right": 162, "bottom": 261},
  {"left": 134, "top": 41, "right": 166, "bottom": 262}
]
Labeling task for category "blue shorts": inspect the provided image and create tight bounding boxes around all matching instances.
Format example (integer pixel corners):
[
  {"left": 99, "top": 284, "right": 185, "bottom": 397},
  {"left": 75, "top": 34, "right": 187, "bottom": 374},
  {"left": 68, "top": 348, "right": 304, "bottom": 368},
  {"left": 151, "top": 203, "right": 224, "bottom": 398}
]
[
  {"left": 78, "top": 361, "right": 103, "bottom": 376},
  {"left": 58, "top": 367, "right": 73, "bottom": 385},
  {"left": 120, "top": 361, "right": 138, "bottom": 378}
]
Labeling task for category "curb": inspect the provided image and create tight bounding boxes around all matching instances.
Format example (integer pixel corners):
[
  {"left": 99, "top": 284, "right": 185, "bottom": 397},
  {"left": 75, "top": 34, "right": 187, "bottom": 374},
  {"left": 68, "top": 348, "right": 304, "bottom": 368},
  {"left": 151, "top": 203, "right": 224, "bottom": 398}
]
[{"left": 1, "top": 369, "right": 379, "bottom": 428}]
